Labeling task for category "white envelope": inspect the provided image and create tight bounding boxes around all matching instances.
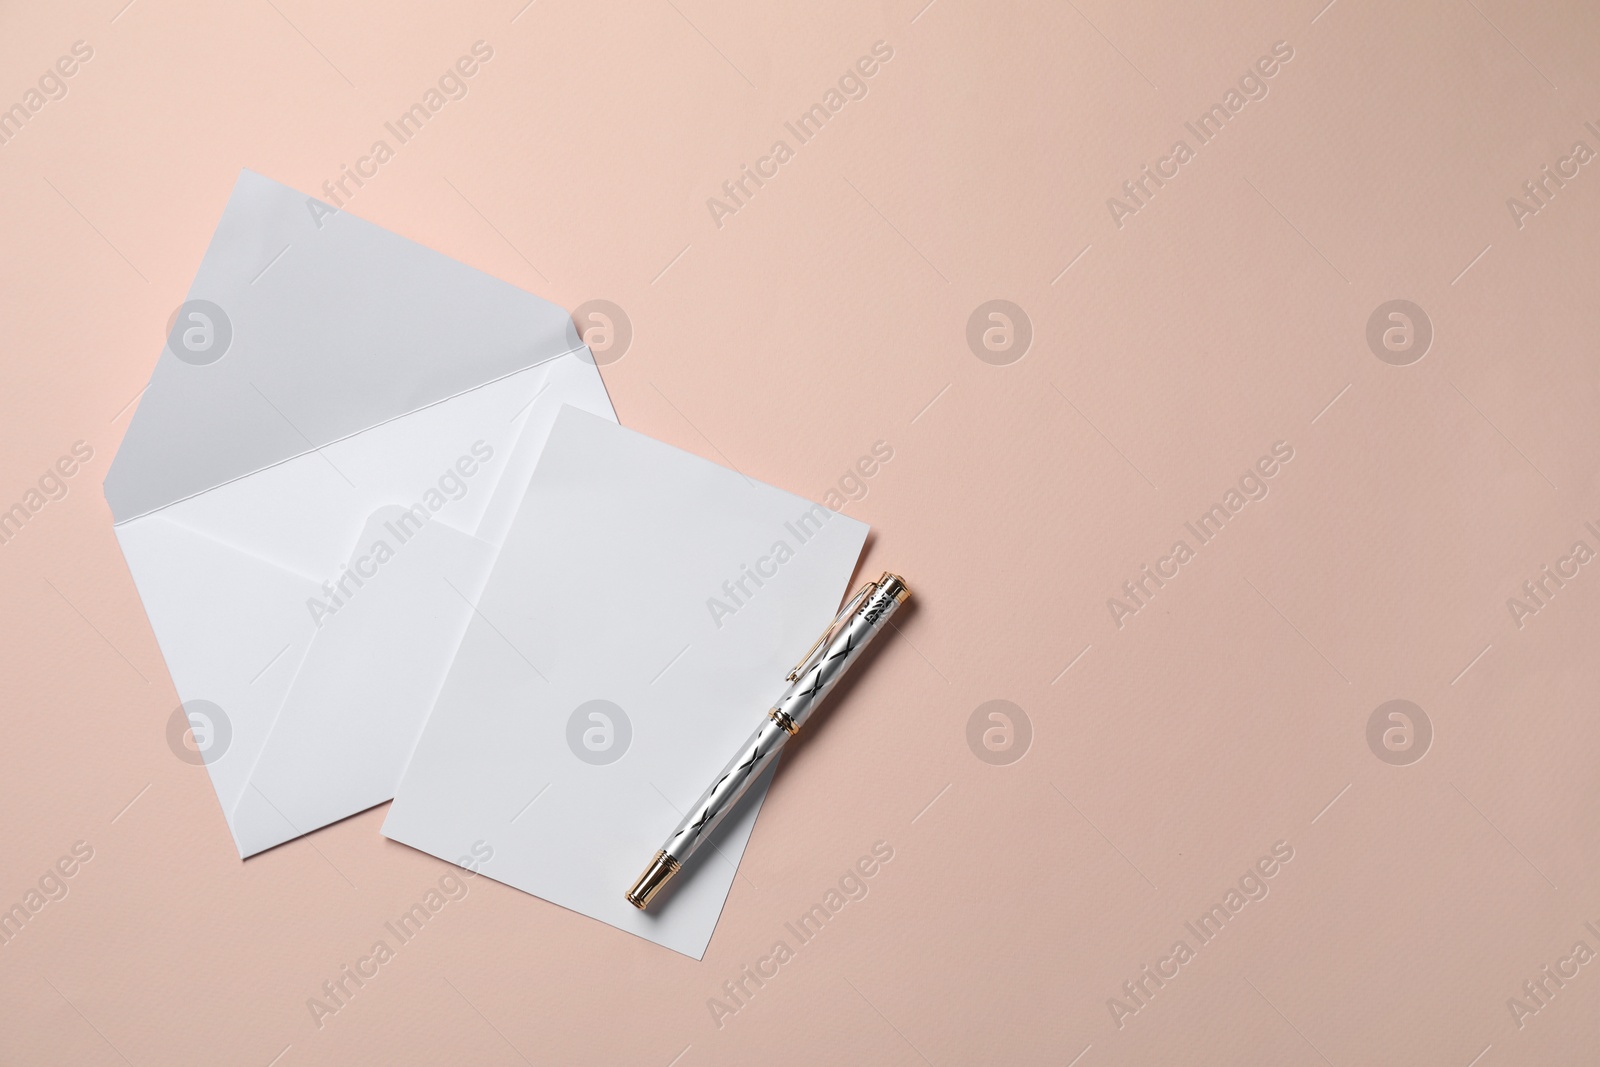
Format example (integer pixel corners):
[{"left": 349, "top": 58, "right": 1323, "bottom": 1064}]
[
  {"left": 105, "top": 170, "right": 616, "bottom": 858},
  {"left": 382, "top": 407, "right": 869, "bottom": 957}
]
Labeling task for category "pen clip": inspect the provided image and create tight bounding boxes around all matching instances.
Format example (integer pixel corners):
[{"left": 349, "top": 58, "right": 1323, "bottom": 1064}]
[{"left": 786, "top": 578, "right": 877, "bottom": 681}]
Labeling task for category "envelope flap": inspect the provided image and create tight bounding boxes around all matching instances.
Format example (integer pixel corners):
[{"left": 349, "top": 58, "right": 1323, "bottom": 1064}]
[{"left": 104, "top": 169, "right": 584, "bottom": 524}]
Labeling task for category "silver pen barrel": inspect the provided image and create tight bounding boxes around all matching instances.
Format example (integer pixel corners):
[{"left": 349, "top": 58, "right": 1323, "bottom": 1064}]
[{"left": 626, "top": 573, "right": 910, "bottom": 909}]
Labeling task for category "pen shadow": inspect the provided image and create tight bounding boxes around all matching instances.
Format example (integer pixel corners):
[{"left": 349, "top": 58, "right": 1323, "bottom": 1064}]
[
  {"left": 770, "top": 588, "right": 915, "bottom": 784},
  {"left": 641, "top": 760, "right": 779, "bottom": 914},
  {"left": 647, "top": 561, "right": 907, "bottom": 914}
]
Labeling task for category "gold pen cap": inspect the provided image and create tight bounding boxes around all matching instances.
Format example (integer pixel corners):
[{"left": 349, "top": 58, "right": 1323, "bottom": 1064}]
[
  {"left": 876, "top": 572, "right": 910, "bottom": 604},
  {"left": 625, "top": 850, "right": 681, "bottom": 910}
]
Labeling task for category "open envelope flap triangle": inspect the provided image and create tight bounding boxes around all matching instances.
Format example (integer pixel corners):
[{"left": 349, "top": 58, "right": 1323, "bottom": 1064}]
[{"left": 104, "top": 168, "right": 586, "bottom": 524}]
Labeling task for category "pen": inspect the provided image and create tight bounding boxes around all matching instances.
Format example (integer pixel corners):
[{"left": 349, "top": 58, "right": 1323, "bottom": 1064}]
[{"left": 626, "top": 571, "right": 910, "bottom": 909}]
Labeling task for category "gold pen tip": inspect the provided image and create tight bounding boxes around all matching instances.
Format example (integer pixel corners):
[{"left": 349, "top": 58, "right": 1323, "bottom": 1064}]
[{"left": 625, "top": 851, "right": 681, "bottom": 910}]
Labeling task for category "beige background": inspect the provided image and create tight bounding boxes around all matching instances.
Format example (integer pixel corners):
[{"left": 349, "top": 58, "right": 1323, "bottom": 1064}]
[{"left": 3, "top": 0, "right": 1600, "bottom": 1063}]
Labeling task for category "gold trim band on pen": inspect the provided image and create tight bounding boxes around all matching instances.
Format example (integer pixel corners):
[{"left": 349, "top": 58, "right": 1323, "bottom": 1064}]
[
  {"left": 769, "top": 708, "right": 799, "bottom": 735},
  {"left": 625, "top": 850, "right": 680, "bottom": 909}
]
